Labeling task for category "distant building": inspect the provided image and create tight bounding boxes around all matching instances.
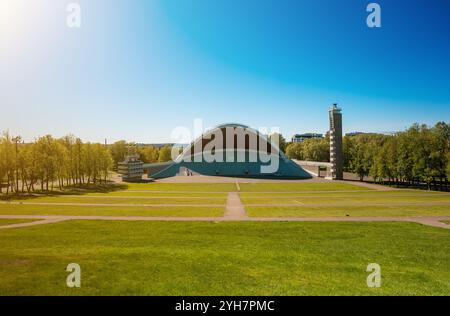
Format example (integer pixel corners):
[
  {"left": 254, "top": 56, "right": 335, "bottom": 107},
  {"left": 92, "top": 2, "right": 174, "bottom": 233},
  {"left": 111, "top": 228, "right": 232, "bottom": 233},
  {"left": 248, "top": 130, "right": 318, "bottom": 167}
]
[
  {"left": 345, "top": 131, "right": 397, "bottom": 137},
  {"left": 345, "top": 132, "right": 367, "bottom": 137},
  {"left": 291, "top": 133, "right": 324, "bottom": 143},
  {"left": 135, "top": 143, "right": 188, "bottom": 149},
  {"left": 118, "top": 154, "right": 144, "bottom": 182}
]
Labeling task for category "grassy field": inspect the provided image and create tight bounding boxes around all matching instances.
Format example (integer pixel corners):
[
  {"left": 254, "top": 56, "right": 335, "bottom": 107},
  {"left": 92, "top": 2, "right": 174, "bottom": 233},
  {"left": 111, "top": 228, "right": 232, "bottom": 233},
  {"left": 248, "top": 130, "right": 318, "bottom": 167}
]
[
  {"left": 5, "top": 196, "right": 226, "bottom": 205},
  {"left": 238, "top": 182, "right": 369, "bottom": 192},
  {"left": 123, "top": 183, "right": 236, "bottom": 192},
  {"left": 240, "top": 190, "right": 450, "bottom": 196},
  {"left": 0, "top": 220, "right": 449, "bottom": 295},
  {"left": 240, "top": 195, "right": 450, "bottom": 205},
  {"left": 246, "top": 205, "right": 450, "bottom": 217},
  {"left": 240, "top": 187, "right": 450, "bottom": 217},
  {"left": 86, "top": 191, "right": 227, "bottom": 197},
  {"left": 0, "top": 182, "right": 449, "bottom": 296},
  {"left": 1, "top": 182, "right": 448, "bottom": 218},
  {"left": 0, "top": 183, "right": 229, "bottom": 217},
  {"left": 0, "top": 204, "right": 224, "bottom": 217},
  {"left": 0, "top": 219, "right": 39, "bottom": 226}
]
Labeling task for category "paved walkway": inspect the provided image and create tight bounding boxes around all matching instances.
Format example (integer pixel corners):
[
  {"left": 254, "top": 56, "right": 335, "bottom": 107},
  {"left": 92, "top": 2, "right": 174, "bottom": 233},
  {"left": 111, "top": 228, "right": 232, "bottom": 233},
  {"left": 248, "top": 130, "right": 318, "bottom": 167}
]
[
  {"left": 0, "top": 218, "right": 71, "bottom": 229},
  {"left": 0, "top": 215, "right": 449, "bottom": 229},
  {"left": 224, "top": 192, "right": 249, "bottom": 220}
]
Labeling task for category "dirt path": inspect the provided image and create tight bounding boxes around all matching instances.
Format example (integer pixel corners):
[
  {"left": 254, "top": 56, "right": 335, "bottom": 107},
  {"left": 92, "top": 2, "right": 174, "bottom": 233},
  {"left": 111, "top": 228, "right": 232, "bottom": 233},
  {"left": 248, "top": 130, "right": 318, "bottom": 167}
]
[
  {"left": 224, "top": 192, "right": 248, "bottom": 219},
  {"left": 3, "top": 199, "right": 447, "bottom": 209},
  {"left": 0, "top": 215, "right": 449, "bottom": 229},
  {"left": 0, "top": 218, "right": 71, "bottom": 229}
]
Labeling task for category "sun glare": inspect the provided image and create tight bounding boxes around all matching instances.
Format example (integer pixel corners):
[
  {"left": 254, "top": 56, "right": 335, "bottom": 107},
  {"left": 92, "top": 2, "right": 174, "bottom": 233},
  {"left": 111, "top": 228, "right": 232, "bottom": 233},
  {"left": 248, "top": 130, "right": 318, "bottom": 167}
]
[{"left": 0, "top": 0, "right": 53, "bottom": 57}]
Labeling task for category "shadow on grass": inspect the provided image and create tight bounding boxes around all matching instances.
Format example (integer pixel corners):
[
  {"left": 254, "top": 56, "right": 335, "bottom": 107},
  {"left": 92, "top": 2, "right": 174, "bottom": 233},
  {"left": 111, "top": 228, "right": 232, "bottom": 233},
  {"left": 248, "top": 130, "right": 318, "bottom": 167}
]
[{"left": 0, "top": 182, "right": 130, "bottom": 201}]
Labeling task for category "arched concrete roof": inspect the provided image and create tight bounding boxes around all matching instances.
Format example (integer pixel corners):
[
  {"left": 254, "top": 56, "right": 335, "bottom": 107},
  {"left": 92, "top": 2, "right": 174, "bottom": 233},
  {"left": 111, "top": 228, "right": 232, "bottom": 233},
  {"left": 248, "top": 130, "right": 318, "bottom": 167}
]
[
  {"left": 176, "top": 123, "right": 284, "bottom": 162},
  {"left": 151, "top": 123, "right": 312, "bottom": 179}
]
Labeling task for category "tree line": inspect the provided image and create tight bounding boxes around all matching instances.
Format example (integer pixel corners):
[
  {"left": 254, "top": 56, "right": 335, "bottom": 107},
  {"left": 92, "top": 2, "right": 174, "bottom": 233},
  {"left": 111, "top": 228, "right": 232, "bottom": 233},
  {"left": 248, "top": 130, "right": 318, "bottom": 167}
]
[
  {"left": 109, "top": 141, "right": 173, "bottom": 170},
  {"left": 284, "top": 122, "right": 450, "bottom": 190},
  {"left": 0, "top": 133, "right": 113, "bottom": 195},
  {"left": 285, "top": 137, "right": 330, "bottom": 162},
  {"left": 344, "top": 122, "right": 450, "bottom": 189}
]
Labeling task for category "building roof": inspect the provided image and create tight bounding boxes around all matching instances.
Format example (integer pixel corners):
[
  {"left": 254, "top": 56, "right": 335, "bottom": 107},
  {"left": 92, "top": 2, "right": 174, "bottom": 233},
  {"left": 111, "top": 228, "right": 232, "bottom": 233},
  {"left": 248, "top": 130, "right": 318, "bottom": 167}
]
[
  {"left": 293, "top": 133, "right": 324, "bottom": 138},
  {"left": 150, "top": 123, "right": 311, "bottom": 179}
]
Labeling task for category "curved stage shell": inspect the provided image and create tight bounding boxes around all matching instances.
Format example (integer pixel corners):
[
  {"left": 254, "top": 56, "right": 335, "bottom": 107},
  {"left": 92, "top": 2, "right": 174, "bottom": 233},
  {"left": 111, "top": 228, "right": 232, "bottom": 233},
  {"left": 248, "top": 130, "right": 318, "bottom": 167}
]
[{"left": 149, "top": 123, "right": 312, "bottom": 179}]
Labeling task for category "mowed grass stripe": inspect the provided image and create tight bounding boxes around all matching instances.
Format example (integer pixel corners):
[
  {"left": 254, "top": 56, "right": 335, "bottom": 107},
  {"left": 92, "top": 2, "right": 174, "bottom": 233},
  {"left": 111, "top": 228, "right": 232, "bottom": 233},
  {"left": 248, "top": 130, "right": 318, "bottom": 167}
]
[
  {"left": 86, "top": 191, "right": 227, "bottom": 197},
  {"left": 0, "top": 204, "right": 224, "bottom": 217},
  {"left": 7, "top": 196, "right": 226, "bottom": 205},
  {"left": 0, "top": 218, "right": 41, "bottom": 226},
  {"left": 0, "top": 221, "right": 448, "bottom": 295},
  {"left": 246, "top": 205, "right": 450, "bottom": 217},
  {"left": 238, "top": 183, "right": 370, "bottom": 192},
  {"left": 241, "top": 195, "right": 450, "bottom": 205},
  {"left": 123, "top": 183, "right": 236, "bottom": 192},
  {"left": 239, "top": 190, "right": 450, "bottom": 197}
]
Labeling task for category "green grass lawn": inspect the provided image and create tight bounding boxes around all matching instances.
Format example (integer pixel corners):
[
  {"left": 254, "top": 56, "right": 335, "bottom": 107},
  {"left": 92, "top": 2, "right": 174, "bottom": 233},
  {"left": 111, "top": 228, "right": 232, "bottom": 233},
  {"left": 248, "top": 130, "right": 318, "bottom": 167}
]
[
  {"left": 0, "top": 221, "right": 448, "bottom": 295},
  {"left": 123, "top": 183, "right": 236, "bottom": 192},
  {"left": 0, "top": 219, "right": 39, "bottom": 226},
  {"left": 86, "top": 191, "right": 227, "bottom": 197},
  {"left": 238, "top": 182, "right": 370, "bottom": 192},
  {"left": 5, "top": 196, "right": 226, "bottom": 205},
  {"left": 246, "top": 205, "right": 450, "bottom": 217},
  {"left": 239, "top": 190, "right": 450, "bottom": 197},
  {"left": 0, "top": 204, "right": 223, "bottom": 217},
  {"left": 240, "top": 195, "right": 450, "bottom": 205}
]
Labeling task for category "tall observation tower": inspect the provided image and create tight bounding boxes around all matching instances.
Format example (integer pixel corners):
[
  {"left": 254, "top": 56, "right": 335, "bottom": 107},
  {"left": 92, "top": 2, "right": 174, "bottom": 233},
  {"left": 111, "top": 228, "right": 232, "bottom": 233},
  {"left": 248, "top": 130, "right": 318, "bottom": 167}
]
[{"left": 329, "top": 104, "right": 343, "bottom": 180}]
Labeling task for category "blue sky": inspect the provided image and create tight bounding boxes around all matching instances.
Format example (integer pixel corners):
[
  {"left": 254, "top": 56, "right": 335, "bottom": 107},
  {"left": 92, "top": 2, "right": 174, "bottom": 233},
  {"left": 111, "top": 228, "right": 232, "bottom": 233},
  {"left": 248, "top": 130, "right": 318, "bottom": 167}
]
[{"left": 1, "top": 0, "right": 449, "bottom": 143}]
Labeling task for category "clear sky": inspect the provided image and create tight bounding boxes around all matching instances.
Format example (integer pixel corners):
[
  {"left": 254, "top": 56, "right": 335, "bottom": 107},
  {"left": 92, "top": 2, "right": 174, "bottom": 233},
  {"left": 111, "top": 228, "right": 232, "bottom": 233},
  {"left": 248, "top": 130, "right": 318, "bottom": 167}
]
[{"left": 1, "top": 0, "right": 449, "bottom": 143}]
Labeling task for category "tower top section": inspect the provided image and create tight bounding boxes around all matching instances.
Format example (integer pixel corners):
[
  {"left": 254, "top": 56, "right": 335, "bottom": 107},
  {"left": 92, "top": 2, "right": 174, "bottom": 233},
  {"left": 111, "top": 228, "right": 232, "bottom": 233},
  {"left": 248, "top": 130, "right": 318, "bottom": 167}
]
[{"left": 329, "top": 103, "right": 342, "bottom": 113}]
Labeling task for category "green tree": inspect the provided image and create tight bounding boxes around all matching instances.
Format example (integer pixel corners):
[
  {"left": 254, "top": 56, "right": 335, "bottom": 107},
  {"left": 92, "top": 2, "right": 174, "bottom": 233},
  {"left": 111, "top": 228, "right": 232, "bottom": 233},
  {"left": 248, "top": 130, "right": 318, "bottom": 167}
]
[
  {"left": 158, "top": 145, "right": 173, "bottom": 162},
  {"left": 285, "top": 142, "right": 304, "bottom": 160},
  {"left": 0, "top": 132, "right": 15, "bottom": 195},
  {"left": 302, "top": 138, "right": 329, "bottom": 162},
  {"left": 110, "top": 140, "right": 127, "bottom": 170},
  {"left": 140, "top": 146, "right": 159, "bottom": 163},
  {"left": 269, "top": 133, "right": 287, "bottom": 153}
]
